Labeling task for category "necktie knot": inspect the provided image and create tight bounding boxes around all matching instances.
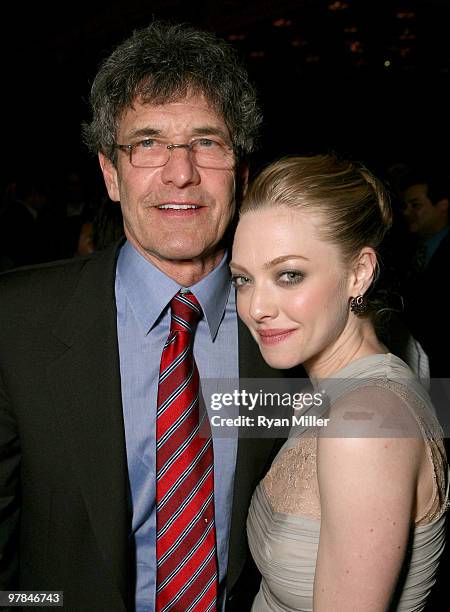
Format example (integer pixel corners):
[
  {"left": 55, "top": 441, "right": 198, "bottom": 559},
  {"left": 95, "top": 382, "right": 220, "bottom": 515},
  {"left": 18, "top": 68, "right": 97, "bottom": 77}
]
[{"left": 169, "top": 290, "right": 203, "bottom": 334}]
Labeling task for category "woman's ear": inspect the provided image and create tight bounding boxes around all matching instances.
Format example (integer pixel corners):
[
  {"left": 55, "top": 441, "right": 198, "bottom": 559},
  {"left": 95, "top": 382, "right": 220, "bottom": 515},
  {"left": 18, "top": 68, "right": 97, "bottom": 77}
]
[{"left": 348, "top": 247, "right": 378, "bottom": 296}]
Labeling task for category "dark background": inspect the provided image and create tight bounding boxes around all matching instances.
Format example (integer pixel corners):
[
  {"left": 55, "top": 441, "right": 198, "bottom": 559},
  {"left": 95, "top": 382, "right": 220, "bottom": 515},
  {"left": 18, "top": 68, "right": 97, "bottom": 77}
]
[{"left": 2, "top": 0, "right": 449, "bottom": 195}]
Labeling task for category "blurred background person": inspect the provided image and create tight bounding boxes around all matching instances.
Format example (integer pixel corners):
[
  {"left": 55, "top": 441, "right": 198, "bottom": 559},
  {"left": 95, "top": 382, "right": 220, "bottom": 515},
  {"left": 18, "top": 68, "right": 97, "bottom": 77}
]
[
  {"left": 74, "top": 198, "right": 124, "bottom": 256},
  {"left": 399, "top": 169, "right": 449, "bottom": 378},
  {"left": 0, "top": 174, "right": 59, "bottom": 269}
]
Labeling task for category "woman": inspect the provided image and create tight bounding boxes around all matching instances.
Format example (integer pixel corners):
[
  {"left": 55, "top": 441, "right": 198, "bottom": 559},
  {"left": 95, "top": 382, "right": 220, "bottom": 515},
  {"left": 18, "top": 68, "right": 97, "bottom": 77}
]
[{"left": 230, "top": 154, "right": 448, "bottom": 611}]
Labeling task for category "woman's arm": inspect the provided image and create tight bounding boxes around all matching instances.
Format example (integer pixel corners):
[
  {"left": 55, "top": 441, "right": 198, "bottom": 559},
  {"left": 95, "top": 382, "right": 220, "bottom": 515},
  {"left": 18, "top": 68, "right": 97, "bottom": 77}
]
[{"left": 314, "top": 430, "right": 423, "bottom": 611}]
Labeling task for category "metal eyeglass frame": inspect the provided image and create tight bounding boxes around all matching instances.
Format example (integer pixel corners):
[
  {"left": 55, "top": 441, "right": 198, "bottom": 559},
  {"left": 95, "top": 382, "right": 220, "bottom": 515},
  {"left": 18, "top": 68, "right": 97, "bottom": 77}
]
[{"left": 114, "top": 138, "right": 234, "bottom": 169}]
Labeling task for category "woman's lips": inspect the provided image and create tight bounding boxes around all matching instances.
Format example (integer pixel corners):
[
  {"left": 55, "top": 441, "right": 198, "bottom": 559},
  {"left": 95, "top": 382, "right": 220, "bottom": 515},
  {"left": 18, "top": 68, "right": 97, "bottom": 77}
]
[{"left": 257, "top": 328, "right": 297, "bottom": 346}]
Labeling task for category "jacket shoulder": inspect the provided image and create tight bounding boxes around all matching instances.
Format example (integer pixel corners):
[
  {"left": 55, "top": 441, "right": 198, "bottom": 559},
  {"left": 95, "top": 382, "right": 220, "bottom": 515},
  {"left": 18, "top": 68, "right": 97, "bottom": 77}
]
[
  {"left": 0, "top": 256, "right": 90, "bottom": 305},
  {"left": 0, "top": 247, "right": 117, "bottom": 324}
]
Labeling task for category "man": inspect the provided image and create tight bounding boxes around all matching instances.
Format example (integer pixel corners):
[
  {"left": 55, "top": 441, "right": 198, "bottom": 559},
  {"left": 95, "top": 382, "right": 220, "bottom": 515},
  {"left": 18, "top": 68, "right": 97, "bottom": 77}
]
[
  {"left": 400, "top": 171, "right": 450, "bottom": 377},
  {"left": 0, "top": 22, "right": 295, "bottom": 611},
  {"left": 0, "top": 175, "right": 56, "bottom": 268}
]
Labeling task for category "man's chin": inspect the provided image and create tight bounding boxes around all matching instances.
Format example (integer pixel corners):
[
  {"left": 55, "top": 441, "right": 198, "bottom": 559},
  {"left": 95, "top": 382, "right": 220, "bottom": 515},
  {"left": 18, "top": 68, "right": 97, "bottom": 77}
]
[
  {"left": 139, "top": 242, "right": 227, "bottom": 272},
  {"left": 157, "top": 246, "right": 219, "bottom": 263}
]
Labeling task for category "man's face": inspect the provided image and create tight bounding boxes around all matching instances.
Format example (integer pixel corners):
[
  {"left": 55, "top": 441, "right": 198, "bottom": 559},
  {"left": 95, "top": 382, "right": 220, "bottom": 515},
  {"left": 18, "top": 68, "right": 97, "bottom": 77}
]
[
  {"left": 99, "top": 93, "right": 237, "bottom": 270},
  {"left": 402, "top": 183, "right": 443, "bottom": 239}
]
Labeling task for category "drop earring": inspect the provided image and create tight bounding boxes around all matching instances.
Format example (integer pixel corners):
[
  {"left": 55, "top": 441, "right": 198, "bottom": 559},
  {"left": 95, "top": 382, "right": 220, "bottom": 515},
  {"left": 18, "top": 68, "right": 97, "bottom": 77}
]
[{"left": 350, "top": 294, "right": 367, "bottom": 315}]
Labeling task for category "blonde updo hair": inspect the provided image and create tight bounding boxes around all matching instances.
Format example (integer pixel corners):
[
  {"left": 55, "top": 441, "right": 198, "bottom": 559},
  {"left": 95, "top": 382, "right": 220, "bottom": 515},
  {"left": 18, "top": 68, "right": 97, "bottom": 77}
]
[{"left": 241, "top": 154, "right": 392, "bottom": 266}]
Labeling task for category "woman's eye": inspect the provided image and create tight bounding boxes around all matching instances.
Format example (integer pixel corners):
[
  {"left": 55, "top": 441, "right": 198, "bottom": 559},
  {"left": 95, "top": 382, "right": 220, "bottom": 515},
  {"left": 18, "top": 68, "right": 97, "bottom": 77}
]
[
  {"left": 231, "top": 274, "right": 251, "bottom": 288},
  {"left": 278, "top": 270, "right": 303, "bottom": 285}
]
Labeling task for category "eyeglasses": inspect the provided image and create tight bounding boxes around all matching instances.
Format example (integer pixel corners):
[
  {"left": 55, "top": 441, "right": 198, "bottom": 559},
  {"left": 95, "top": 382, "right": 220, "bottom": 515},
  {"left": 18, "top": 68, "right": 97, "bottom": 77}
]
[{"left": 114, "top": 137, "right": 234, "bottom": 170}]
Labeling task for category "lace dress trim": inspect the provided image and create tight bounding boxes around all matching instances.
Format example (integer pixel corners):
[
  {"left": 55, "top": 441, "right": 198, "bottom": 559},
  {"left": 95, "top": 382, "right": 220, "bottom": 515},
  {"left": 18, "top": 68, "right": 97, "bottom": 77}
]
[{"left": 263, "top": 378, "right": 448, "bottom": 525}]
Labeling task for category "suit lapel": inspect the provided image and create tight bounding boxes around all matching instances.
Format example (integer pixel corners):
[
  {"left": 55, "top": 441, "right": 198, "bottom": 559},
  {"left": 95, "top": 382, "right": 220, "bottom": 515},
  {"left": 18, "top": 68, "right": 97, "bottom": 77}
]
[
  {"left": 426, "top": 230, "right": 450, "bottom": 277},
  {"left": 46, "top": 245, "right": 129, "bottom": 603}
]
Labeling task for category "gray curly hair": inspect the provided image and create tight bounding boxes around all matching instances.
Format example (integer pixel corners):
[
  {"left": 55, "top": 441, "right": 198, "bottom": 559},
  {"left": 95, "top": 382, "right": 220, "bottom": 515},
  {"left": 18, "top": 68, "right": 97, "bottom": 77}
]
[{"left": 82, "top": 21, "right": 262, "bottom": 164}]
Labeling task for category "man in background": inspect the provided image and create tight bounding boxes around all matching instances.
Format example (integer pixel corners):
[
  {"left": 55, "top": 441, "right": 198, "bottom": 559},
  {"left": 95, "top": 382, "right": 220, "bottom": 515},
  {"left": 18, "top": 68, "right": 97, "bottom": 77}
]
[
  {"left": 400, "top": 170, "right": 449, "bottom": 377},
  {"left": 0, "top": 175, "right": 57, "bottom": 268}
]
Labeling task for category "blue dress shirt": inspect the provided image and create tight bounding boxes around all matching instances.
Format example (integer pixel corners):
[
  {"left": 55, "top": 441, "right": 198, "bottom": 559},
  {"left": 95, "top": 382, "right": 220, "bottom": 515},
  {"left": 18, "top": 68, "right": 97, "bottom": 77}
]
[{"left": 115, "top": 241, "right": 239, "bottom": 611}]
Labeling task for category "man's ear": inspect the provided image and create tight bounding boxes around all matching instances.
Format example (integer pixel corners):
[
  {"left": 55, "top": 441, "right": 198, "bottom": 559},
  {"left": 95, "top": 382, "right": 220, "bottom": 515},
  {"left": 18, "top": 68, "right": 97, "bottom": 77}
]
[
  {"left": 436, "top": 196, "right": 449, "bottom": 216},
  {"left": 348, "top": 247, "right": 378, "bottom": 296},
  {"left": 240, "top": 164, "right": 249, "bottom": 198},
  {"left": 99, "top": 152, "right": 120, "bottom": 202}
]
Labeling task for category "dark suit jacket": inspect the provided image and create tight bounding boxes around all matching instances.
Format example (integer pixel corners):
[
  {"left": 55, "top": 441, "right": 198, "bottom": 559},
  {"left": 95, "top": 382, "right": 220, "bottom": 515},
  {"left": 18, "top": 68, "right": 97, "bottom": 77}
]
[{"left": 0, "top": 243, "right": 301, "bottom": 611}]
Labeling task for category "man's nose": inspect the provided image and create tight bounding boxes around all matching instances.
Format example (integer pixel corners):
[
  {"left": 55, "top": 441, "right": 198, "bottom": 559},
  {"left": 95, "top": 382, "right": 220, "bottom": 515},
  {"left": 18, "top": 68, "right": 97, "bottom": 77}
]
[
  {"left": 161, "top": 146, "right": 201, "bottom": 187},
  {"left": 402, "top": 202, "right": 412, "bottom": 218}
]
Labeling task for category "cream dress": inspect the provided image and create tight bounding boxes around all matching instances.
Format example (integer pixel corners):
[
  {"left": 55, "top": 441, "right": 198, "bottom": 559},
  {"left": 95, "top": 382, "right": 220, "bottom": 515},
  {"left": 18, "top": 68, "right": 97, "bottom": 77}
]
[{"left": 247, "top": 354, "right": 448, "bottom": 612}]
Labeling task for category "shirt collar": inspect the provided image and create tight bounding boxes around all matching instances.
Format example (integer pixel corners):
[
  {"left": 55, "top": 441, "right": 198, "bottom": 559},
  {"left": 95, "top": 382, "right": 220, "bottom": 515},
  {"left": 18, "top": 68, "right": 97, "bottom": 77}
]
[
  {"left": 116, "top": 240, "right": 231, "bottom": 340},
  {"left": 426, "top": 225, "right": 449, "bottom": 248},
  {"left": 424, "top": 225, "right": 449, "bottom": 264}
]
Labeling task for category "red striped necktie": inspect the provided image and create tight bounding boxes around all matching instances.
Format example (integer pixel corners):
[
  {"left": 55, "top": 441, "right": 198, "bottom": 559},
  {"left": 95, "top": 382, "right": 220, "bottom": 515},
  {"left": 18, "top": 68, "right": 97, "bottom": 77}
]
[{"left": 156, "top": 290, "right": 218, "bottom": 612}]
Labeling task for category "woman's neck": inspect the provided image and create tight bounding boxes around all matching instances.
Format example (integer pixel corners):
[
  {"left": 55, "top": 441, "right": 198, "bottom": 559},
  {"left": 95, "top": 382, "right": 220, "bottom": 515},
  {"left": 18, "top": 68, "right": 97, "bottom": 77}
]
[{"left": 304, "top": 318, "right": 388, "bottom": 380}]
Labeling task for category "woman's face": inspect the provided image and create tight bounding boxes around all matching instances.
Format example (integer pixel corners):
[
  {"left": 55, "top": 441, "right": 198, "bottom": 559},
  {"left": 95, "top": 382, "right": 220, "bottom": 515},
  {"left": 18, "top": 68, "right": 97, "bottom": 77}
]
[{"left": 230, "top": 205, "right": 354, "bottom": 373}]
